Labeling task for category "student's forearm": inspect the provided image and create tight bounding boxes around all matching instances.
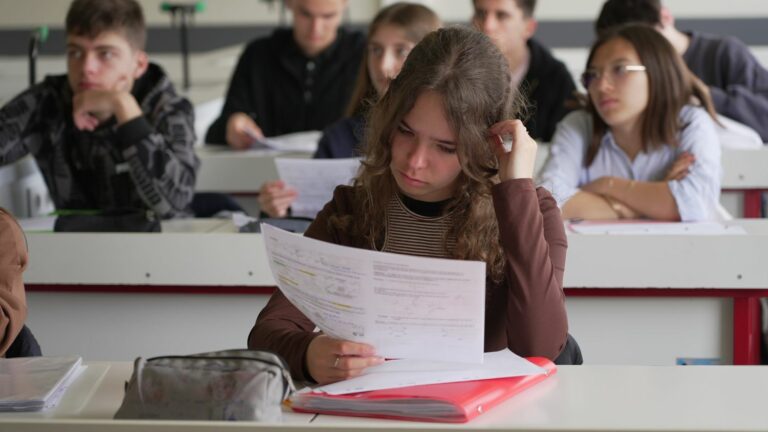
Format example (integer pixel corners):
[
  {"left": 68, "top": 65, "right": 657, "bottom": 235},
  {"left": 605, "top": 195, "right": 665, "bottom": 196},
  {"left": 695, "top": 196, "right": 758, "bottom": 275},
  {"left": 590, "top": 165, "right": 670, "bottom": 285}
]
[
  {"left": 598, "top": 177, "right": 680, "bottom": 221},
  {"left": 561, "top": 191, "right": 621, "bottom": 220},
  {"left": 709, "top": 85, "right": 768, "bottom": 141}
]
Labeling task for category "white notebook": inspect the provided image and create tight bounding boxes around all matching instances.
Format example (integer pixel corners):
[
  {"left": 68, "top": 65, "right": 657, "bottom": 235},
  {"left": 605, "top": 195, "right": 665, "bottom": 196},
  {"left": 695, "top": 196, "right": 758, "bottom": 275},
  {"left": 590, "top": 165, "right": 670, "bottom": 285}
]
[{"left": 0, "top": 356, "right": 83, "bottom": 411}]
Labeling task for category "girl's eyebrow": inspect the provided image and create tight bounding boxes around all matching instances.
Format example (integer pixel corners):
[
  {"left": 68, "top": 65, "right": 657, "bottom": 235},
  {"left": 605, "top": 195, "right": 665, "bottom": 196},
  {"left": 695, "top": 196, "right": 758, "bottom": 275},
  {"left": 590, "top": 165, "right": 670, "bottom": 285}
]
[{"left": 401, "top": 120, "right": 455, "bottom": 146}]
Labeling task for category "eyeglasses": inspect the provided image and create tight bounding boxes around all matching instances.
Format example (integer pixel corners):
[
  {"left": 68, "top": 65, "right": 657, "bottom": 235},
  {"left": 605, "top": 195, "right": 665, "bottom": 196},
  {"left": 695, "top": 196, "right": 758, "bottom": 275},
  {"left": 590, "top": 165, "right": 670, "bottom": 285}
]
[{"left": 581, "top": 64, "right": 647, "bottom": 89}]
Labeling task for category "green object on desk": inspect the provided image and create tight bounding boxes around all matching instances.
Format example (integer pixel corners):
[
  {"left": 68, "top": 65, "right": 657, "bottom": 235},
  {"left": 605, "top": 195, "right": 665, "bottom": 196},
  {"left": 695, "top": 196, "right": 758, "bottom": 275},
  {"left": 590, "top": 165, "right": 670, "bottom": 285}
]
[
  {"left": 160, "top": 2, "right": 205, "bottom": 12},
  {"left": 50, "top": 209, "right": 102, "bottom": 217},
  {"left": 36, "top": 26, "right": 49, "bottom": 43}
]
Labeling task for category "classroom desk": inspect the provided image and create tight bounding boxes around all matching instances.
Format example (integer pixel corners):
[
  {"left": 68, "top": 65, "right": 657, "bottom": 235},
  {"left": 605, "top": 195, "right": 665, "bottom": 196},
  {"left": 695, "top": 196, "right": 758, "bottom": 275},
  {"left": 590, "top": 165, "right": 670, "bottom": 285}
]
[
  {"left": 721, "top": 148, "right": 768, "bottom": 218},
  {"left": 564, "top": 219, "right": 768, "bottom": 365},
  {"left": 1, "top": 362, "right": 767, "bottom": 432},
  {"left": 22, "top": 219, "right": 768, "bottom": 364}
]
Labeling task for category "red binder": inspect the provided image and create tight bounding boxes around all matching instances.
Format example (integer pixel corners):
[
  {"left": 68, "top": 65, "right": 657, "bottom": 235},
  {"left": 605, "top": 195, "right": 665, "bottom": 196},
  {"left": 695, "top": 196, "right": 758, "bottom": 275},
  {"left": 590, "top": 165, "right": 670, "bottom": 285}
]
[{"left": 289, "top": 357, "right": 555, "bottom": 423}]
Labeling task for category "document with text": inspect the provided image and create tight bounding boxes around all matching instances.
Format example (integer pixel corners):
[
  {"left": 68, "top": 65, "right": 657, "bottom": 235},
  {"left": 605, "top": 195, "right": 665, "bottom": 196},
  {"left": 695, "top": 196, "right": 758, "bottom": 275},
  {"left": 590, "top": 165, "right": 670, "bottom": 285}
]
[
  {"left": 275, "top": 158, "right": 362, "bottom": 218},
  {"left": 261, "top": 223, "right": 486, "bottom": 364}
]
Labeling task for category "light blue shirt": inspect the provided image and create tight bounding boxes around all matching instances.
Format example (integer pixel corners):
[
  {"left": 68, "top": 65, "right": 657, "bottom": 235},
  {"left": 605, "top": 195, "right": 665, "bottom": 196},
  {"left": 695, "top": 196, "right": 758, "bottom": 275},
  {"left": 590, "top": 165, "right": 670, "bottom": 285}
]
[{"left": 537, "top": 106, "right": 722, "bottom": 221}]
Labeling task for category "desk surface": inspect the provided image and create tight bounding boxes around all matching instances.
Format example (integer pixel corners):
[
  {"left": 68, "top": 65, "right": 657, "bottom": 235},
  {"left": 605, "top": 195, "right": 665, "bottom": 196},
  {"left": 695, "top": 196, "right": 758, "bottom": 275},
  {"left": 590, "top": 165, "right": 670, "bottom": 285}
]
[
  {"left": 23, "top": 219, "right": 768, "bottom": 290},
  {"left": 1, "top": 362, "right": 767, "bottom": 432}
]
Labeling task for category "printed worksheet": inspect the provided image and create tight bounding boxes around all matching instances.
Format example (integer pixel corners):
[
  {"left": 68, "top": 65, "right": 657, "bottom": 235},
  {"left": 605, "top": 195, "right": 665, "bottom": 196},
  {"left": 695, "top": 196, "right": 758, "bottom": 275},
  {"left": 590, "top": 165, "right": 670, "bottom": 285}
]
[
  {"left": 274, "top": 158, "right": 362, "bottom": 218},
  {"left": 261, "top": 224, "right": 486, "bottom": 364}
]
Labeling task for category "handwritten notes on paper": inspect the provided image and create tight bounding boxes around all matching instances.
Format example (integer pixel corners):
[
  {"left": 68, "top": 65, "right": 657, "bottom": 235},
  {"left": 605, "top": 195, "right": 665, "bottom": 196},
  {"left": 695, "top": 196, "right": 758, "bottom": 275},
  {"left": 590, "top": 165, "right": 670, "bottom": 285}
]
[
  {"left": 261, "top": 224, "right": 486, "bottom": 364},
  {"left": 274, "top": 158, "right": 361, "bottom": 219}
]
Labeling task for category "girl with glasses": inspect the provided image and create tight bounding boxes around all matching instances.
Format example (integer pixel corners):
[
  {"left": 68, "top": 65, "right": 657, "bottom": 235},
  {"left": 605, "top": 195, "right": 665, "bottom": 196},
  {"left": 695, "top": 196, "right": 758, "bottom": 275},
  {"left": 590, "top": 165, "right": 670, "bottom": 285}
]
[
  {"left": 538, "top": 24, "right": 721, "bottom": 221},
  {"left": 249, "top": 26, "right": 574, "bottom": 384}
]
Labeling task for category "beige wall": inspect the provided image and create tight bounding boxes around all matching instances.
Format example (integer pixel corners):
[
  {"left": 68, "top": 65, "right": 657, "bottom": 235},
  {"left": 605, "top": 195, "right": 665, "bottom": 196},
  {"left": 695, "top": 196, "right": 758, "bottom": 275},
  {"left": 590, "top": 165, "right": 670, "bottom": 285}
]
[
  {"left": 0, "top": 0, "right": 379, "bottom": 27},
  {"left": 0, "top": 0, "right": 766, "bottom": 28}
]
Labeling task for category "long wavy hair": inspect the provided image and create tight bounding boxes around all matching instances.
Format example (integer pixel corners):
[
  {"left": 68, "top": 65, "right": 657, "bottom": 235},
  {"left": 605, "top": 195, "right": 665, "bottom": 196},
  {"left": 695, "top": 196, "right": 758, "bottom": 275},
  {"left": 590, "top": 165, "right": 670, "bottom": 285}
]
[
  {"left": 345, "top": 2, "right": 441, "bottom": 117},
  {"left": 584, "top": 24, "right": 717, "bottom": 166},
  {"left": 331, "top": 26, "right": 525, "bottom": 282}
]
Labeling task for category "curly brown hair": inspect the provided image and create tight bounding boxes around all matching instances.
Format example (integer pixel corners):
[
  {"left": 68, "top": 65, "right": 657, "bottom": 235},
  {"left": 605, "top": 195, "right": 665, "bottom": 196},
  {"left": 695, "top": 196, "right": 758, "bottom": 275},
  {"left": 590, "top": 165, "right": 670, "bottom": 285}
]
[{"left": 331, "top": 26, "right": 526, "bottom": 282}]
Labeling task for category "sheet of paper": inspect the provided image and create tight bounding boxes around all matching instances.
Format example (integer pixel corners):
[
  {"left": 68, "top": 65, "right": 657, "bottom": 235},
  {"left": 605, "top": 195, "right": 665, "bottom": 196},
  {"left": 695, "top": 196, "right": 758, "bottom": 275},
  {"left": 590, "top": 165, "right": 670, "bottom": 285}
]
[
  {"left": 274, "top": 158, "right": 362, "bottom": 218},
  {"left": 311, "top": 349, "right": 547, "bottom": 395},
  {"left": 17, "top": 216, "right": 56, "bottom": 233},
  {"left": 261, "top": 224, "right": 486, "bottom": 364},
  {"left": 251, "top": 130, "right": 321, "bottom": 153},
  {"left": 0, "top": 356, "right": 83, "bottom": 411},
  {"left": 567, "top": 221, "right": 747, "bottom": 235}
]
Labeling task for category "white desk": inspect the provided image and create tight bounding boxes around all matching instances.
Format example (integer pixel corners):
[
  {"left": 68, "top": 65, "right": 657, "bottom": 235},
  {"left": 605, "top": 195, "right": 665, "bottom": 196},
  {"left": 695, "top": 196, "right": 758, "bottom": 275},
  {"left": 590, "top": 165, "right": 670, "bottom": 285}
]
[
  {"left": 721, "top": 148, "right": 768, "bottom": 217},
  {"left": 564, "top": 219, "right": 768, "bottom": 365},
  {"left": 2, "top": 362, "right": 767, "bottom": 432},
  {"left": 22, "top": 219, "right": 768, "bottom": 364}
]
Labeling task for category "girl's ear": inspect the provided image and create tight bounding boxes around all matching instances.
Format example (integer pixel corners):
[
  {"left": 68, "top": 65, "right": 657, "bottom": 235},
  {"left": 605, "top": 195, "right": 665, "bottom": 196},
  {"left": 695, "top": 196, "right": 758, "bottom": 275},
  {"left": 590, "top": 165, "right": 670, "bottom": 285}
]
[{"left": 133, "top": 50, "right": 149, "bottom": 79}]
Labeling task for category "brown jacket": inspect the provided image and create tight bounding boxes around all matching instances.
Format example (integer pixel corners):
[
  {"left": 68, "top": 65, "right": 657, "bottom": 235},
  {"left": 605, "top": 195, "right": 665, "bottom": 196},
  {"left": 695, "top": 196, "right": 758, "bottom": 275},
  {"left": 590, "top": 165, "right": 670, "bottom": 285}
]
[
  {"left": 0, "top": 208, "right": 28, "bottom": 356},
  {"left": 248, "top": 179, "right": 568, "bottom": 381}
]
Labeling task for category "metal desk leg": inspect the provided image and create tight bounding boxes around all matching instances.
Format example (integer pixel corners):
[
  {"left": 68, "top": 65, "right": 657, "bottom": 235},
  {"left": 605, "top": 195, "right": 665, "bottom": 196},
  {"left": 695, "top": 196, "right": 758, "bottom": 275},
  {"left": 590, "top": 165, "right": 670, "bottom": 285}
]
[
  {"left": 733, "top": 296, "right": 761, "bottom": 364},
  {"left": 743, "top": 190, "right": 763, "bottom": 218}
]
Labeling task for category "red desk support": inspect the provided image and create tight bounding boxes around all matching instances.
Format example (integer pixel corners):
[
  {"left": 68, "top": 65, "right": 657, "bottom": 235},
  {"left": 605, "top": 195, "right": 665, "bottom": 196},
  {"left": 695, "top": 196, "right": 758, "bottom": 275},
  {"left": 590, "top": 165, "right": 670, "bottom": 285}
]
[{"left": 742, "top": 190, "right": 764, "bottom": 218}]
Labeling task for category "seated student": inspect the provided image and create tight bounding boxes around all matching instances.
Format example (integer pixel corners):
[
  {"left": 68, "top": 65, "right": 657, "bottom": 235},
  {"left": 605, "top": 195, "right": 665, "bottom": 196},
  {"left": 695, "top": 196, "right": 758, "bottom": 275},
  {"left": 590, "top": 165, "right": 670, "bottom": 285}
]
[
  {"left": 0, "top": 0, "right": 198, "bottom": 218},
  {"left": 538, "top": 24, "right": 721, "bottom": 221},
  {"left": 249, "top": 26, "right": 571, "bottom": 384},
  {"left": 595, "top": 0, "right": 768, "bottom": 142},
  {"left": 205, "top": 0, "right": 365, "bottom": 149},
  {"left": 471, "top": 0, "right": 576, "bottom": 142},
  {"left": 0, "top": 208, "right": 29, "bottom": 356},
  {"left": 259, "top": 2, "right": 441, "bottom": 218}
]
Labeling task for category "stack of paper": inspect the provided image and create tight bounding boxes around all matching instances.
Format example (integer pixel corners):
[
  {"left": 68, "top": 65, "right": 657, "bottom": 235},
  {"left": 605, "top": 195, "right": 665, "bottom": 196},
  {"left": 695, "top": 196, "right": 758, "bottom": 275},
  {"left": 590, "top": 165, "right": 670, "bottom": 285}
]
[
  {"left": 0, "top": 356, "right": 83, "bottom": 411},
  {"left": 290, "top": 352, "right": 553, "bottom": 423}
]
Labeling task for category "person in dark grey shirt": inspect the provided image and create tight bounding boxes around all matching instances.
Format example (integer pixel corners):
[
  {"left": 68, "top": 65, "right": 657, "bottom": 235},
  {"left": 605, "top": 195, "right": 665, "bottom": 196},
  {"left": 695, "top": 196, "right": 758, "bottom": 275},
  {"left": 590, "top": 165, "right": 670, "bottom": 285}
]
[
  {"left": 205, "top": 0, "right": 364, "bottom": 149},
  {"left": 596, "top": 0, "right": 768, "bottom": 142}
]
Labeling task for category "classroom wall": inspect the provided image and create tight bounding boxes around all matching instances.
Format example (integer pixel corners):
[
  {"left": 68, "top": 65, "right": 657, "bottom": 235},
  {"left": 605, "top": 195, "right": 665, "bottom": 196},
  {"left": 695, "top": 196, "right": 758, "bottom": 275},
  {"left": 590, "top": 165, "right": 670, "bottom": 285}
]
[{"left": 0, "top": 0, "right": 765, "bottom": 27}]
